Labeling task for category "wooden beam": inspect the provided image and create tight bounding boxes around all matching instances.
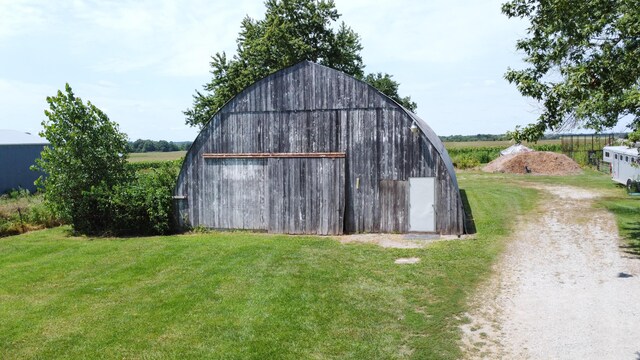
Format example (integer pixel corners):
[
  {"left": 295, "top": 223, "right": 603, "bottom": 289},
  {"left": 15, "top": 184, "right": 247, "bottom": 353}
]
[{"left": 202, "top": 152, "right": 346, "bottom": 159}]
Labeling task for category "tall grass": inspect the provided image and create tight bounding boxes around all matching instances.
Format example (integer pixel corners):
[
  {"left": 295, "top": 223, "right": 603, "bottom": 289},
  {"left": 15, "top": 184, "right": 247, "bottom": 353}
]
[{"left": 0, "top": 190, "right": 62, "bottom": 237}]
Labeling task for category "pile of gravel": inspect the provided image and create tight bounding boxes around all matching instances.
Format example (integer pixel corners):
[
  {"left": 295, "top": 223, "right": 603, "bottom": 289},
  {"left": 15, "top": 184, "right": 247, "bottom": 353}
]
[{"left": 482, "top": 151, "right": 582, "bottom": 175}]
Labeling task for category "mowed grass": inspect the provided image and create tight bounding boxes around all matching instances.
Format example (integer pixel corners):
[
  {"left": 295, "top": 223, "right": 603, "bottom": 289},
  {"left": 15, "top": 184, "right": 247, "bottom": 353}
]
[
  {"left": 128, "top": 151, "right": 186, "bottom": 163},
  {"left": 0, "top": 176, "right": 539, "bottom": 359}
]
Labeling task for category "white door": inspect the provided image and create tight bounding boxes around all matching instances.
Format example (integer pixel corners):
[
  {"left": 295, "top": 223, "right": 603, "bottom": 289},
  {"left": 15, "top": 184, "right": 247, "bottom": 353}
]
[{"left": 409, "top": 177, "right": 435, "bottom": 232}]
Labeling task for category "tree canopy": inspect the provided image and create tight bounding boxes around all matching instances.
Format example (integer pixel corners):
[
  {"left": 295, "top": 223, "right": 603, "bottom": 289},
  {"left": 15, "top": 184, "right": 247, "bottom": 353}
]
[
  {"left": 36, "top": 85, "right": 179, "bottom": 236},
  {"left": 185, "top": 0, "right": 416, "bottom": 128},
  {"left": 36, "top": 84, "right": 130, "bottom": 233},
  {"left": 502, "top": 0, "right": 640, "bottom": 142},
  {"left": 128, "top": 139, "right": 190, "bottom": 153}
]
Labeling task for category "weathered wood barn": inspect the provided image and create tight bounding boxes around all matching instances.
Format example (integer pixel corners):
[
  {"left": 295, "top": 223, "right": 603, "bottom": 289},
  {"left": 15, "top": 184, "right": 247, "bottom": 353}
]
[{"left": 174, "top": 61, "right": 465, "bottom": 235}]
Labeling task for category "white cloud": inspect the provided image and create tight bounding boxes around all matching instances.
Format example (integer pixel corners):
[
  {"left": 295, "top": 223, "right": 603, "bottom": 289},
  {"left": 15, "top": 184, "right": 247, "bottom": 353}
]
[
  {"left": 0, "top": 0, "right": 50, "bottom": 40},
  {"left": 0, "top": 78, "right": 55, "bottom": 133},
  {"left": 0, "top": 0, "right": 562, "bottom": 139},
  {"left": 335, "top": 0, "right": 530, "bottom": 68},
  {"left": 68, "top": 0, "right": 266, "bottom": 77},
  {"left": 1, "top": 0, "right": 265, "bottom": 77}
]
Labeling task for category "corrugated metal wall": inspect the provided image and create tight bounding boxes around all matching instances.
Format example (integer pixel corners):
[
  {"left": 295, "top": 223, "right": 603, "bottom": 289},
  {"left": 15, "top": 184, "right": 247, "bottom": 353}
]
[{"left": 0, "top": 144, "right": 46, "bottom": 194}]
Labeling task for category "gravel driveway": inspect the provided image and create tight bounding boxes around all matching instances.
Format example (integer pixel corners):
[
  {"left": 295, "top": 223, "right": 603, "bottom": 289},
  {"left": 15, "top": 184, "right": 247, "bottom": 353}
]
[{"left": 461, "top": 184, "right": 640, "bottom": 359}]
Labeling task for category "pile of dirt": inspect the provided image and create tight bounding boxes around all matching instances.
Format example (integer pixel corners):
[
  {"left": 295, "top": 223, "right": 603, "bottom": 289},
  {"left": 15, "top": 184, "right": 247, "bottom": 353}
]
[{"left": 482, "top": 151, "right": 582, "bottom": 175}]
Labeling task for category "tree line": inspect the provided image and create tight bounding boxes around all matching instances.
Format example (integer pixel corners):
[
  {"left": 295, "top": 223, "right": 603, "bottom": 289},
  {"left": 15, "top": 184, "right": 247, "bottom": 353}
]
[{"left": 128, "top": 139, "right": 191, "bottom": 153}]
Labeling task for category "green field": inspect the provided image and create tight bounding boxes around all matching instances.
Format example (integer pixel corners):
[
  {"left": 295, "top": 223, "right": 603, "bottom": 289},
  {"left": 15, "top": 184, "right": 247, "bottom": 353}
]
[
  {"left": 1, "top": 170, "right": 637, "bottom": 359},
  {"left": 444, "top": 139, "right": 561, "bottom": 149},
  {"left": 444, "top": 140, "right": 563, "bottom": 169},
  {"left": 128, "top": 151, "right": 186, "bottom": 163}
]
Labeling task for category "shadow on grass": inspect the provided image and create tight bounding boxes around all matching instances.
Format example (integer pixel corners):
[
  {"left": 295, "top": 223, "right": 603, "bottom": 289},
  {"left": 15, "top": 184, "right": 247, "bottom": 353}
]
[
  {"left": 460, "top": 189, "right": 477, "bottom": 234},
  {"left": 604, "top": 200, "right": 640, "bottom": 257},
  {"left": 618, "top": 218, "right": 640, "bottom": 257}
]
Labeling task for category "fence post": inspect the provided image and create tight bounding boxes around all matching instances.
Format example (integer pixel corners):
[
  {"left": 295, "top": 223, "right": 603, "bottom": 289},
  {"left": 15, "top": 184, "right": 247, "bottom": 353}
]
[{"left": 17, "top": 207, "right": 25, "bottom": 233}]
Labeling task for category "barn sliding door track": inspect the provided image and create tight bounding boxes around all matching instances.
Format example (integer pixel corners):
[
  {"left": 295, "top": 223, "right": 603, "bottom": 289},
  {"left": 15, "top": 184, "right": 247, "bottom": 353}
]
[{"left": 202, "top": 152, "right": 346, "bottom": 159}]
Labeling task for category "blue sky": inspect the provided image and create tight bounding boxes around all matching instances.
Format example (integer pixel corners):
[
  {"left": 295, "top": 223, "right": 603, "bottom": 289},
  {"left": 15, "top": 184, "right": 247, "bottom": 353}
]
[{"left": 0, "top": 0, "right": 629, "bottom": 141}]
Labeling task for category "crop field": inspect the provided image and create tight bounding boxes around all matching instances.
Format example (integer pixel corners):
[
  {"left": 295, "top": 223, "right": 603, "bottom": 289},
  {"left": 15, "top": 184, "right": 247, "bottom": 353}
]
[
  {"left": 128, "top": 151, "right": 186, "bottom": 163},
  {"left": 444, "top": 139, "right": 561, "bottom": 149},
  {"left": 445, "top": 141, "right": 563, "bottom": 169}
]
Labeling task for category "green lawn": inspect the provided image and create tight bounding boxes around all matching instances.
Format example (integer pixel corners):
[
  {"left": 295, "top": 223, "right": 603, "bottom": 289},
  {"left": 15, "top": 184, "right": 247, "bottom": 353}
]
[
  {"left": 5, "top": 171, "right": 636, "bottom": 359},
  {"left": 128, "top": 151, "right": 186, "bottom": 163}
]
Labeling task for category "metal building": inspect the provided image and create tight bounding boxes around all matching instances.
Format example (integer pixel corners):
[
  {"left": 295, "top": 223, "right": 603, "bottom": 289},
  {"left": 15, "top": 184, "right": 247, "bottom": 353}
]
[
  {"left": 0, "top": 130, "right": 48, "bottom": 194},
  {"left": 174, "top": 61, "right": 465, "bottom": 235}
]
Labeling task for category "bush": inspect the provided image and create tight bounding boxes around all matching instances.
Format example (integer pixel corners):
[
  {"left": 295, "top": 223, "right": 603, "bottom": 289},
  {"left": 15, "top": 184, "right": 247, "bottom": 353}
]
[
  {"left": 127, "top": 159, "right": 183, "bottom": 172},
  {"left": 34, "top": 159, "right": 181, "bottom": 237},
  {"left": 108, "top": 163, "right": 179, "bottom": 236},
  {"left": 449, "top": 147, "right": 502, "bottom": 168},
  {"left": 453, "top": 156, "right": 481, "bottom": 169},
  {"left": 36, "top": 84, "right": 131, "bottom": 233},
  {"left": 531, "top": 144, "right": 562, "bottom": 152}
]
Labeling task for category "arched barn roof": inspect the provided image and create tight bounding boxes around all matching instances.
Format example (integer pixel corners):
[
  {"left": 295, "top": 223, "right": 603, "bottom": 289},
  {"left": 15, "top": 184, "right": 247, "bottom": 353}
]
[
  {"left": 401, "top": 108, "right": 459, "bottom": 190},
  {"left": 193, "top": 61, "right": 459, "bottom": 191},
  {"left": 177, "top": 61, "right": 465, "bottom": 235}
]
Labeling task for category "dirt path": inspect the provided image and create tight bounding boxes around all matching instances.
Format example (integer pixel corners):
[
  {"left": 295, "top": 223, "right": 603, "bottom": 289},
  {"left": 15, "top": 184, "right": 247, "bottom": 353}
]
[{"left": 461, "top": 184, "right": 640, "bottom": 360}]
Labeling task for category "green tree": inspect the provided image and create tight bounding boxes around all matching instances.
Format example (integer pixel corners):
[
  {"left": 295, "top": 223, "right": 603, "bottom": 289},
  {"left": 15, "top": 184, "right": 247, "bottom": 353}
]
[
  {"left": 35, "top": 84, "right": 130, "bottom": 233},
  {"left": 142, "top": 140, "right": 156, "bottom": 152},
  {"left": 502, "top": 0, "right": 640, "bottom": 142},
  {"left": 185, "top": 0, "right": 416, "bottom": 128},
  {"left": 365, "top": 73, "right": 417, "bottom": 111}
]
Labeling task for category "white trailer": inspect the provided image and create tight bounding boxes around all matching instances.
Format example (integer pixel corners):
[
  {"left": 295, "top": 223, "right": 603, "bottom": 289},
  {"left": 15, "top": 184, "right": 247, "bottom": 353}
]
[{"left": 602, "top": 146, "right": 640, "bottom": 188}]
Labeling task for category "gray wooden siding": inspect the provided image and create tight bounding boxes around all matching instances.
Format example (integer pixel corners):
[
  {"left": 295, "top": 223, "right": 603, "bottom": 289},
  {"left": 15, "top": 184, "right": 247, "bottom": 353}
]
[
  {"left": 379, "top": 180, "right": 409, "bottom": 232},
  {"left": 202, "top": 159, "right": 267, "bottom": 230},
  {"left": 175, "top": 61, "right": 464, "bottom": 235},
  {"left": 268, "top": 158, "right": 344, "bottom": 235}
]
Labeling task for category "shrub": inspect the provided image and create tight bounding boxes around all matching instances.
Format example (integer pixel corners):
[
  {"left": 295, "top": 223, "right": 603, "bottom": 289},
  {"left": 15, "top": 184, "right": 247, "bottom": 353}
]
[
  {"left": 109, "top": 163, "right": 179, "bottom": 236},
  {"left": 453, "top": 156, "right": 481, "bottom": 169},
  {"left": 531, "top": 144, "right": 562, "bottom": 152},
  {"left": 36, "top": 84, "right": 130, "bottom": 233},
  {"left": 127, "top": 159, "right": 183, "bottom": 172}
]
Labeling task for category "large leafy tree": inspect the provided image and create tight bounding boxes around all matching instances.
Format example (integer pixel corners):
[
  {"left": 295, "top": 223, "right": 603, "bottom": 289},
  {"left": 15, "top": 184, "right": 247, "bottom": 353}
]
[
  {"left": 35, "top": 84, "right": 130, "bottom": 233},
  {"left": 185, "top": 0, "right": 416, "bottom": 128},
  {"left": 503, "top": 0, "right": 640, "bottom": 142}
]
